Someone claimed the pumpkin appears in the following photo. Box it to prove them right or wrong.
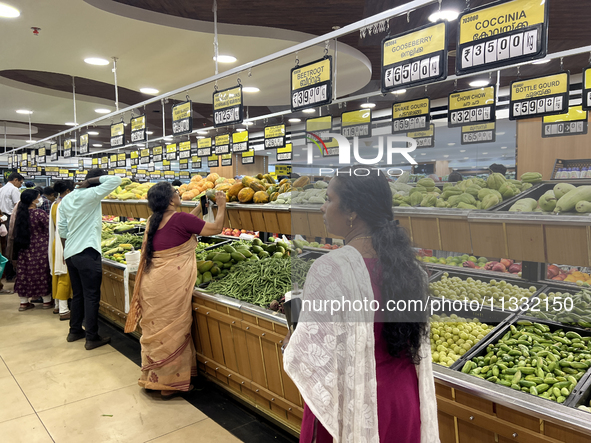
[191,175,203,183]
[226,178,235,184]
[229,195,238,202]
[242,176,256,187]
[253,191,270,204]
[256,173,264,180]
[227,182,245,197]
[179,184,188,192]
[206,173,220,183]
[279,178,289,186]
[203,181,214,190]
[270,192,279,201]
[238,187,255,203]
[292,176,310,188]
[214,183,232,192]
[278,183,292,194]
[264,174,276,184]
[215,177,226,185]
[249,181,266,192]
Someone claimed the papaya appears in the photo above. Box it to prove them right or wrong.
[256,173,264,180]
[238,187,255,203]
[227,182,245,198]
[249,181,266,192]
[214,183,231,192]
[206,173,220,183]
[263,174,276,184]
[242,176,256,187]
[292,176,310,188]
[253,191,270,203]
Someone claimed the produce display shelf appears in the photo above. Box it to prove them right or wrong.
[568,370,591,409]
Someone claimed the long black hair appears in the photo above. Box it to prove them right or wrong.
[333,167,428,364]
[144,182,175,270]
[13,189,40,259]
[53,180,75,195]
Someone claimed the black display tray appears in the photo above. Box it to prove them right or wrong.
[567,371,591,409]
[455,317,591,406]
[199,236,236,251]
[492,182,591,214]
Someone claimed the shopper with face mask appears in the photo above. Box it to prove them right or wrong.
[13,189,52,311]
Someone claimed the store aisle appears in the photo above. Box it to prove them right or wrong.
[0,284,243,443]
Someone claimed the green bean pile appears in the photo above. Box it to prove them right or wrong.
[201,257,313,307]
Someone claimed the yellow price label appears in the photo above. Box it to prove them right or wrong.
[64,140,71,150]
[393,98,430,119]
[306,116,331,132]
[383,22,446,66]
[166,144,177,153]
[114,169,126,174]
[80,134,88,145]
[198,138,212,149]
[208,154,218,161]
[110,154,117,162]
[543,106,588,123]
[459,0,546,45]
[117,153,126,161]
[242,150,254,158]
[221,154,232,160]
[233,131,248,143]
[140,148,150,157]
[173,102,191,121]
[408,124,434,138]
[511,73,568,101]
[179,141,191,151]
[342,109,371,126]
[449,86,495,111]
[265,125,285,138]
[131,115,145,131]
[462,122,496,132]
[277,143,292,154]
[130,151,139,159]
[213,86,242,111]
[291,58,331,91]
[111,123,124,137]
[215,134,230,146]
[152,146,163,155]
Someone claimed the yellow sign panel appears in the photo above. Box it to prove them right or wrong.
[221,154,232,160]
[459,0,546,45]
[408,124,434,138]
[101,156,108,164]
[152,146,163,155]
[140,148,150,157]
[180,158,189,164]
[392,98,430,119]
[111,123,124,137]
[163,160,170,166]
[46,166,59,172]
[166,144,177,153]
[233,131,248,143]
[208,154,218,161]
[117,153,126,161]
[179,141,191,151]
[543,106,588,123]
[80,134,88,145]
[38,148,46,156]
[92,158,98,165]
[173,102,191,121]
[198,138,212,149]
[150,172,161,177]
[131,115,145,131]
[342,109,371,126]
[265,125,285,138]
[383,22,446,66]
[291,58,331,91]
[449,86,495,111]
[585,67,591,89]
[215,134,230,146]
[277,143,292,154]
[511,73,568,101]
[213,86,242,111]
[130,151,139,159]
[306,116,331,132]
[114,169,126,174]
[59,169,69,175]
[110,154,117,162]
[242,150,254,158]
[51,144,57,153]
[64,140,71,150]
[462,122,496,132]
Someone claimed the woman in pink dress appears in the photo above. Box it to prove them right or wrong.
[13,189,52,311]
[284,167,440,443]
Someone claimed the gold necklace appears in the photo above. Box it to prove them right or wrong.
[346,235,372,245]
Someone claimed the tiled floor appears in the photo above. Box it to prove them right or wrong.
[0,282,298,443]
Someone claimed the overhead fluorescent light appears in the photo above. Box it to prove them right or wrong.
[88,131,99,135]
[16,110,33,114]
[460,150,466,153]
[469,80,490,87]
[428,10,459,22]
[95,108,110,114]
[288,118,301,123]
[140,87,159,94]
[302,109,315,113]
[65,122,77,126]
[391,89,407,95]
[197,130,208,135]
[26,139,35,143]
[146,131,153,135]
[447,142,455,146]
[0,3,20,17]
[243,121,254,126]
[236,128,246,132]
[501,146,508,149]
[242,87,260,93]
[84,57,109,66]
[360,102,376,108]
[197,136,205,139]
[213,55,237,63]
[92,144,102,147]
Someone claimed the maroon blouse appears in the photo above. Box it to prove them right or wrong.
[299,257,421,443]
[152,212,205,251]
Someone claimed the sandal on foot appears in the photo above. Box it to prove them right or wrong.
[161,385,194,400]
[18,303,35,311]
[42,302,54,309]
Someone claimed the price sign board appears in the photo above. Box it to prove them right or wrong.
[179,158,189,170]
[113,168,127,177]
[130,115,147,143]
[392,98,430,134]
[276,143,292,162]
[58,168,70,178]
[264,125,285,149]
[50,143,58,162]
[213,85,242,127]
[164,171,175,180]
[381,22,447,93]
[20,153,27,167]
[100,156,108,169]
[110,122,125,148]
[197,138,212,157]
[241,149,255,165]
[542,106,588,138]
[215,134,231,155]
[165,143,178,161]
[191,155,202,169]
[172,100,192,135]
[461,122,496,144]
[79,134,89,154]
[117,153,127,167]
[45,166,59,177]
[341,109,372,139]
[78,159,85,171]
[152,146,163,163]
[457,0,549,75]
[510,72,569,120]
[63,140,72,158]
[208,154,219,168]
[306,116,339,157]
[130,151,139,166]
[180,171,190,180]
[583,66,591,111]
[150,171,161,179]
[407,124,435,148]
[37,147,46,164]
[221,153,232,166]
[179,141,191,159]
[291,56,332,112]
[231,131,249,153]
[140,148,150,164]
[135,169,147,180]
[448,86,496,127]
[162,159,171,171]
[91,157,99,169]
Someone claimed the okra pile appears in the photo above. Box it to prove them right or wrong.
[462,320,591,403]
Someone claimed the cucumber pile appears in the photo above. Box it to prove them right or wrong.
[195,239,292,285]
[528,289,591,328]
[462,321,591,403]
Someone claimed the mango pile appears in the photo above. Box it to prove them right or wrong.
[463,321,591,404]
[509,183,591,213]
[392,172,541,209]
[105,178,155,200]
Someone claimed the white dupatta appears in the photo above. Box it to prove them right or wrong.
[48,200,68,275]
[283,246,440,443]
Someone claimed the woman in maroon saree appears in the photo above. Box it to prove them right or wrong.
[13,189,52,311]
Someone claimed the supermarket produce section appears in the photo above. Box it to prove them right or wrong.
[98,174,591,442]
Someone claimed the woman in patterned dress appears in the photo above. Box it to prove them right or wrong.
[13,189,52,311]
